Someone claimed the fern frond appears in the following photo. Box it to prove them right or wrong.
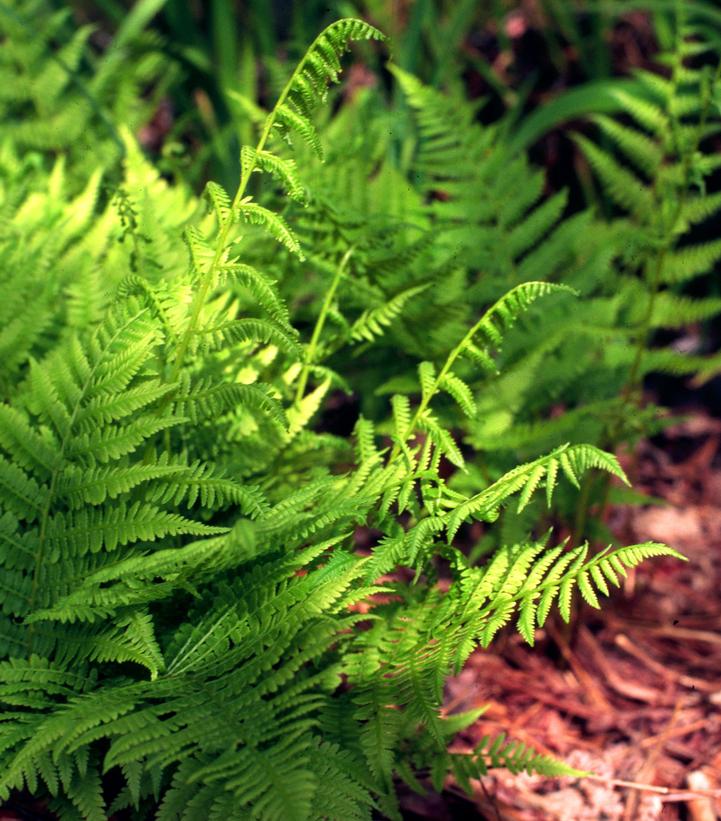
[451,540,684,648]
[189,317,302,358]
[438,373,476,418]
[271,18,385,158]
[220,262,292,327]
[236,199,303,257]
[659,238,721,284]
[462,282,575,358]
[350,284,429,343]
[461,733,587,778]
[591,115,663,177]
[445,444,627,541]
[204,181,233,227]
[574,133,653,218]
[174,377,287,428]
[241,146,307,203]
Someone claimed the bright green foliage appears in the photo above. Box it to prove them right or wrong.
[0,0,175,171]
[0,8,693,821]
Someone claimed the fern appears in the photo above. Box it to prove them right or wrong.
[573,22,721,394]
[445,538,684,648]
[0,0,175,170]
[0,11,692,821]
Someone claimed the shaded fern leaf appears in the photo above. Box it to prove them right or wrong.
[350,284,429,342]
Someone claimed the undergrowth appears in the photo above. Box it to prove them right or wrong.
[0,2,715,819]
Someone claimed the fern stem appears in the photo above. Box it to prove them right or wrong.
[294,248,353,404]
[388,307,492,464]
[571,472,594,546]
[167,22,341,385]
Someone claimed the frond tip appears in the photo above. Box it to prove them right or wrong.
[452,539,685,648]
[272,18,385,158]
[445,444,628,542]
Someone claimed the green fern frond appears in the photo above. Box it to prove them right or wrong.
[659,238,721,283]
[591,114,663,177]
[241,146,307,203]
[438,373,476,418]
[461,733,587,778]
[174,376,287,428]
[452,539,684,648]
[189,317,302,358]
[220,262,292,327]
[271,18,385,159]
[574,133,654,218]
[445,444,627,541]
[204,181,233,227]
[350,284,429,343]
[236,199,303,257]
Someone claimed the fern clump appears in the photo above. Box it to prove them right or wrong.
[0,10,688,821]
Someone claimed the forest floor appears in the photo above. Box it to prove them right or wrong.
[400,403,721,821]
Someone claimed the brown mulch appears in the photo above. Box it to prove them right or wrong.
[402,408,721,820]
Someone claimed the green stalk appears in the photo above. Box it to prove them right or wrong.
[169,24,338,385]
[388,309,490,464]
[294,248,353,404]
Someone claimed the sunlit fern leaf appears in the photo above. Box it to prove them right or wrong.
[189,317,302,358]
[445,444,626,541]
[353,416,381,466]
[219,262,292,327]
[417,411,465,470]
[287,378,331,439]
[174,377,287,428]
[466,734,587,777]
[204,181,233,227]
[459,341,497,375]
[241,146,307,203]
[275,104,324,158]
[517,541,684,639]
[438,372,476,418]
[184,226,218,281]
[464,282,576,357]
[236,199,303,257]
[144,458,269,515]
[56,463,184,508]
[271,19,385,159]
[43,503,226,559]
[417,361,436,403]
[391,394,412,443]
